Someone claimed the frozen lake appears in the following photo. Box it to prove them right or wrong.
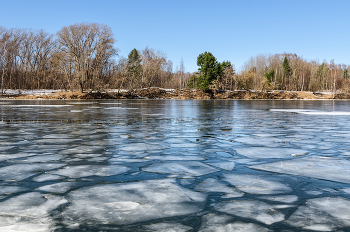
[0,99,350,231]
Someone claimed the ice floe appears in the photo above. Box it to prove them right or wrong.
[143,161,219,177]
[199,214,269,232]
[287,197,350,231]
[250,156,350,184]
[50,165,129,178]
[0,163,65,181]
[213,200,286,225]
[224,174,291,194]
[0,192,67,232]
[63,180,206,225]
[143,222,192,232]
[234,147,308,159]
[194,178,244,198]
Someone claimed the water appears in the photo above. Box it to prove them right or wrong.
[0,99,350,231]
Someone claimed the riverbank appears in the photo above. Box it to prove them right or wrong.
[1,88,349,100]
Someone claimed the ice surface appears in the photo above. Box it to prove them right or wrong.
[33,174,61,182]
[143,161,219,177]
[144,155,205,161]
[120,143,164,151]
[224,174,292,194]
[206,161,235,171]
[287,197,350,230]
[259,195,298,203]
[234,147,308,159]
[199,214,269,232]
[271,109,350,115]
[250,156,350,184]
[37,182,74,193]
[63,180,206,225]
[0,163,65,181]
[0,186,27,195]
[213,200,285,225]
[0,192,67,232]
[50,165,129,178]
[194,178,244,198]
[143,222,192,232]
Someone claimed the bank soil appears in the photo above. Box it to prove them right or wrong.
[3,88,349,100]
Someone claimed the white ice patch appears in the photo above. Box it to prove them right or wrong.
[33,174,61,182]
[143,161,219,177]
[120,143,164,152]
[0,186,27,195]
[37,182,74,193]
[50,165,129,178]
[0,192,67,232]
[199,214,269,232]
[287,197,350,230]
[270,109,350,116]
[224,174,291,194]
[206,161,235,171]
[144,222,192,232]
[194,178,244,198]
[63,179,206,225]
[0,163,65,181]
[259,195,298,203]
[234,147,308,159]
[250,156,350,184]
[144,155,205,161]
[213,200,285,225]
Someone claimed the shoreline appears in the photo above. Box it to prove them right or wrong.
[0,88,349,100]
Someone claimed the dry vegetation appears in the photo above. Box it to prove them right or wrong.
[1,23,350,98]
[5,88,348,100]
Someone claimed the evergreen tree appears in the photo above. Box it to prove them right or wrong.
[343,69,349,79]
[197,52,223,90]
[127,48,142,87]
[265,69,275,85]
[282,57,293,89]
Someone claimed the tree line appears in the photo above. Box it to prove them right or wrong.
[0,23,191,94]
[1,23,350,94]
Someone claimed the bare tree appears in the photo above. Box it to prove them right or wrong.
[57,23,117,92]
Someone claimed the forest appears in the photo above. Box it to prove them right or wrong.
[1,22,350,94]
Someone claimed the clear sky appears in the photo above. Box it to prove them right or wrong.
[0,0,349,72]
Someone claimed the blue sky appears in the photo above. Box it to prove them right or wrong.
[1,0,349,72]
